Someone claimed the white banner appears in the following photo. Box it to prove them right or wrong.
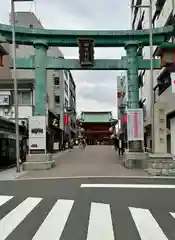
[170,72,175,93]
[29,116,46,151]
[127,109,144,141]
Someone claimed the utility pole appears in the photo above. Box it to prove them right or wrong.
[11,0,34,172]
[149,0,155,153]
[11,0,20,172]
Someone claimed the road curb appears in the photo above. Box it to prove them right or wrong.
[12,175,175,181]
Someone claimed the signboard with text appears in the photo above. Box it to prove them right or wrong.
[0,95,9,106]
[29,116,46,151]
[127,109,144,141]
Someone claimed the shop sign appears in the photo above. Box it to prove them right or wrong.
[0,95,9,106]
[29,116,46,151]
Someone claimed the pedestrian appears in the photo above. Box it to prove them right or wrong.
[114,136,119,151]
[118,135,124,156]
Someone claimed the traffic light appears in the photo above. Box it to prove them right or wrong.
[78,38,94,66]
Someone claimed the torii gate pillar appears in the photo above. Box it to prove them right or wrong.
[124,42,148,168]
[33,40,48,116]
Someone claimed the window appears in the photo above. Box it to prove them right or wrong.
[55,95,60,104]
[54,77,60,86]
[17,91,32,105]
[158,75,171,95]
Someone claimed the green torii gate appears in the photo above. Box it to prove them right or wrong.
[0,23,174,150]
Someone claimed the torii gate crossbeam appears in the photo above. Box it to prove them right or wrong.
[0,23,174,155]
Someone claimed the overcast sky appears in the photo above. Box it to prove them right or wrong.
[0,0,130,118]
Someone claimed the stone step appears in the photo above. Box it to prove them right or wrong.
[23,160,55,171]
[167,169,175,176]
[27,154,52,162]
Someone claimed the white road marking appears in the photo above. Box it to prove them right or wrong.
[0,197,42,240]
[169,211,175,219]
[0,195,13,207]
[87,202,114,240]
[129,207,168,240]
[81,184,175,188]
[32,199,74,240]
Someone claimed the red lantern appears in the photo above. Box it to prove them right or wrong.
[117,92,121,98]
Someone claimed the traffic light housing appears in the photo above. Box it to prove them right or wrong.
[78,38,94,66]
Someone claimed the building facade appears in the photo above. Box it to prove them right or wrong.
[131,0,175,154]
[0,12,76,150]
[117,75,128,139]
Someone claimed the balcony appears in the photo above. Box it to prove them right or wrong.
[155,0,166,13]
[156,0,173,28]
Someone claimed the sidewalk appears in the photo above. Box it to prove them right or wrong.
[19,146,148,179]
[0,166,27,181]
[0,149,72,181]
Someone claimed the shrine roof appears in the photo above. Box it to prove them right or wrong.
[79,111,118,123]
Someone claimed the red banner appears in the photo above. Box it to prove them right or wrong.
[133,112,139,137]
[121,113,127,125]
[64,114,69,126]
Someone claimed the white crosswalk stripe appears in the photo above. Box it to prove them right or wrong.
[129,207,168,240]
[0,195,14,207]
[87,202,114,240]
[32,199,74,240]
[0,197,42,240]
[0,195,174,239]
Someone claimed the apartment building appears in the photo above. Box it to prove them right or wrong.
[131,0,175,154]
[0,12,76,149]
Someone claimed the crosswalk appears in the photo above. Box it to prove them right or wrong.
[0,194,173,239]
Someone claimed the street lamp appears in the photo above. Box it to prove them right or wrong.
[11,0,34,172]
[131,1,154,153]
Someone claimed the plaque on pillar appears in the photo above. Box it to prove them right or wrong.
[29,116,46,154]
[154,102,167,153]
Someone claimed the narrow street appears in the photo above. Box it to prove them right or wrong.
[0,177,175,239]
[20,145,147,179]
[0,147,171,239]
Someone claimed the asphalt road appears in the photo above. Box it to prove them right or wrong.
[0,177,175,239]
